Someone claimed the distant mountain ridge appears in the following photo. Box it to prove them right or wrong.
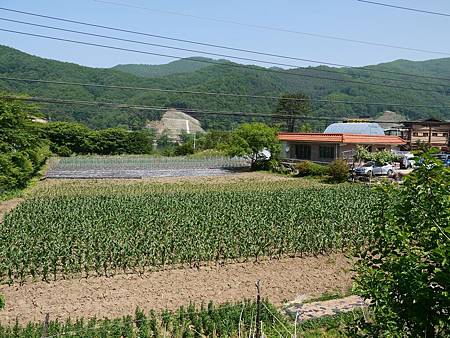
[0,44,449,130]
[112,57,227,78]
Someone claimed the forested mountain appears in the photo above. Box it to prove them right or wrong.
[112,57,224,78]
[0,44,449,130]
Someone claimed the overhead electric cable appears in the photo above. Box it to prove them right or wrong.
[0,95,343,121]
[0,16,447,88]
[88,0,450,56]
[356,0,450,17]
[2,95,449,118]
[0,28,446,94]
[1,7,449,82]
[2,76,450,109]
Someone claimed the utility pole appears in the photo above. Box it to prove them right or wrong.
[255,281,261,338]
[41,313,49,338]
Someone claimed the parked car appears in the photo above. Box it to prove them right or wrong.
[354,161,396,176]
[436,153,450,167]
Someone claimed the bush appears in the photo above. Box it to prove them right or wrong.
[295,161,328,177]
[54,145,73,157]
[251,159,273,171]
[0,293,4,310]
[328,159,349,182]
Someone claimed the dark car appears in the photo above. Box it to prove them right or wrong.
[436,153,450,167]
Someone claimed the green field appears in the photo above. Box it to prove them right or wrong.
[0,179,374,284]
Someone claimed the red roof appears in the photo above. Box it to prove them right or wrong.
[278,132,406,145]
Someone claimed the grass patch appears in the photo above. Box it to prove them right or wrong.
[304,289,354,304]
[297,309,364,337]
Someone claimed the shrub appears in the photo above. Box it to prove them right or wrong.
[328,159,349,182]
[251,159,273,171]
[0,293,4,310]
[54,145,73,157]
[295,161,328,177]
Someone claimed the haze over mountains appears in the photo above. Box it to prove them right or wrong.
[0,45,449,130]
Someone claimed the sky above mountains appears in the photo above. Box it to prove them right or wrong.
[0,0,449,68]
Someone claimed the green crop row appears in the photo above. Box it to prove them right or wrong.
[0,300,291,338]
[0,181,374,283]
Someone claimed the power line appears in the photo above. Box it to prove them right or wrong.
[1,17,447,89]
[356,0,450,17]
[0,28,447,95]
[90,0,450,57]
[0,94,425,123]
[2,76,450,109]
[0,94,342,121]
[1,7,449,83]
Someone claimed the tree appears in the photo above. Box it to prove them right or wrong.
[353,145,400,166]
[44,122,93,155]
[273,93,312,132]
[224,123,280,168]
[0,98,50,192]
[353,149,450,337]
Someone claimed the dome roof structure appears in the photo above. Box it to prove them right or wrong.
[324,122,385,135]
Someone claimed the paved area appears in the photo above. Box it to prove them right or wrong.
[284,295,368,321]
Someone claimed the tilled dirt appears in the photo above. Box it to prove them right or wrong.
[0,198,23,223]
[0,254,352,325]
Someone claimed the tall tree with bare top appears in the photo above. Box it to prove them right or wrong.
[273,92,311,132]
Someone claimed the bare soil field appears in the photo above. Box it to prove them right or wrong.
[0,254,352,325]
[0,198,23,223]
[43,171,296,186]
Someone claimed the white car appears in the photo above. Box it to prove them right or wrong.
[354,161,395,176]
[400,153,416,169]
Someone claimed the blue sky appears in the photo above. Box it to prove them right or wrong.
[0,0,449,68]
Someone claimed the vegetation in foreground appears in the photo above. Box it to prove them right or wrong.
[0,98,50,195]
[353,150,450,337]
[1,180,373,284]
[0,299,358,338]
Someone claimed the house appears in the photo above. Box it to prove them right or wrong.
[401,118,450,151]
[278,122,406,164]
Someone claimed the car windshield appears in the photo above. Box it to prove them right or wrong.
[363,162,374,167]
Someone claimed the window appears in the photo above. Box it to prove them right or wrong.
[413,132,419,137]
[319,145,335,159]
[423,133,429,137]
[443,133,449,138]
[432,133,438,137]
[295,144,311,160]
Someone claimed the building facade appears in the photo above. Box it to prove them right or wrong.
[278,132,406,164]
[401,118,450,151]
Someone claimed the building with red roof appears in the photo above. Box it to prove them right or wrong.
[278,125,406,164]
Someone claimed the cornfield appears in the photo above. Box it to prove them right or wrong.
[0,180,374,284]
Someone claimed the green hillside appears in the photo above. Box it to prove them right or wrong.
[112,57,224,78]
[0,45,449,130]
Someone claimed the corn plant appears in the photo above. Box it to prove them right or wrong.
[0,180,374,283]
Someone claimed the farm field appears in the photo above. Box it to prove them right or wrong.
[0,298,358,338]
[46,155,250,179]
[0,253,352,325]
[0,175,373,284]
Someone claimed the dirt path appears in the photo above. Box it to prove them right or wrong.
[284,295,367,321]
[0,198,23,223]
[0,254,352,325]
